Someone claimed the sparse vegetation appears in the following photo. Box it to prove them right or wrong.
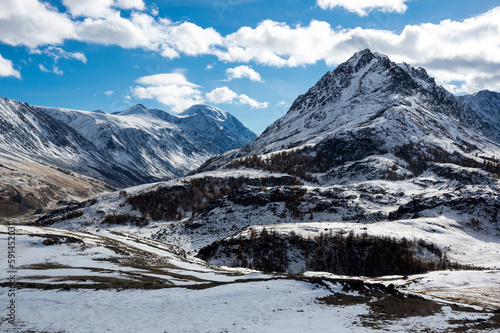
[395,143,500,178]
[36,210,85,226]
[41,234,84,246]
[224,151,320,183]
[198,229,483,277]
[126,176,303,221]
[103,213,149,227]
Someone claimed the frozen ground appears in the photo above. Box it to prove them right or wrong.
[1,225,499,332]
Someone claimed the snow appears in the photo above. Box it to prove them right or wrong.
[1,225,498,333]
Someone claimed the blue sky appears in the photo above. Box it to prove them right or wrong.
[1,0,499,134]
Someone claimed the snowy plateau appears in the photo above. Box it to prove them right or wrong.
[2,49,500,332]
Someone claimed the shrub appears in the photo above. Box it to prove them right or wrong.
[103,213,149,227]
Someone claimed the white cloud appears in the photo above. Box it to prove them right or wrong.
[75,12,151,49]
[0,0,222,60]
[74,13,223,59]
[216,20,340,67]
[134,73,200,87]
[215,7,500,93]
[317,0,408,16]
[0,0,76,48]
[39,64,63,75]
[105,90,115,96]
[63,0,114,18]
[63,0,145,18]
[206,87,269,109]
[38,64,49,72]
[165,22,223,57]
[131,73,203,112]
[31,46,87,63]
[206,87,238,104]
[0,54,21,79]
[114,0,145,11]
[149,3,159,16]
[226,65,262,82]
[237,94,269,108]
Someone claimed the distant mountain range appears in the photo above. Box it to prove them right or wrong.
[0,99,255,217]
[0,99,256,187]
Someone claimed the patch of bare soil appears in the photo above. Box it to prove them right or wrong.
[317,279,500,332]
[422,286,500,311]
[0,155,110,221]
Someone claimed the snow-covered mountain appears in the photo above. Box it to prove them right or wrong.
[0,98,255,188]
[459,90,500,143]
[150,104,257,155]
[40,50,500,268]
[199,49,500,174]
[0,98,255,217]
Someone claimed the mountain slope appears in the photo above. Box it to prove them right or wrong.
[459,90,500,143]
[0,98,255,188]
[39,104,207,184]
[41,103,256,182]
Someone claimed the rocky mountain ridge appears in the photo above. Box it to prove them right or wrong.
[197,49,500,175]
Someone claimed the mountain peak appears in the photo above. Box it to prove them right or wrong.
[119,104,150,116]
[179,104,228,121]
[345,49,389,72]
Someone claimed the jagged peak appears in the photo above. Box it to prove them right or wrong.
[470,89,499,98]
[118,104,150,116]
[179,104,228,120]
[343,49,390,71]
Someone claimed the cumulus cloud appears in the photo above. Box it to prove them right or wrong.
[114,0,145,11]
[74,12,223,59]
[0,0,222,59]
[206,87,269,109]
[0,54,21,79]
[134,73,200,87]
[216,20,342,67]
[226,65,262,82]
[105,90,115,96]
[63,0,145,18]
[131,73,204,112]
[316,0,409,16]
[206,87,238,104]
[63,0,114,18]
[215,7,500,93]
[0,0,76,48]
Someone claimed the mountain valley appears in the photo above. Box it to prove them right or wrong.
[2,49,500,332]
